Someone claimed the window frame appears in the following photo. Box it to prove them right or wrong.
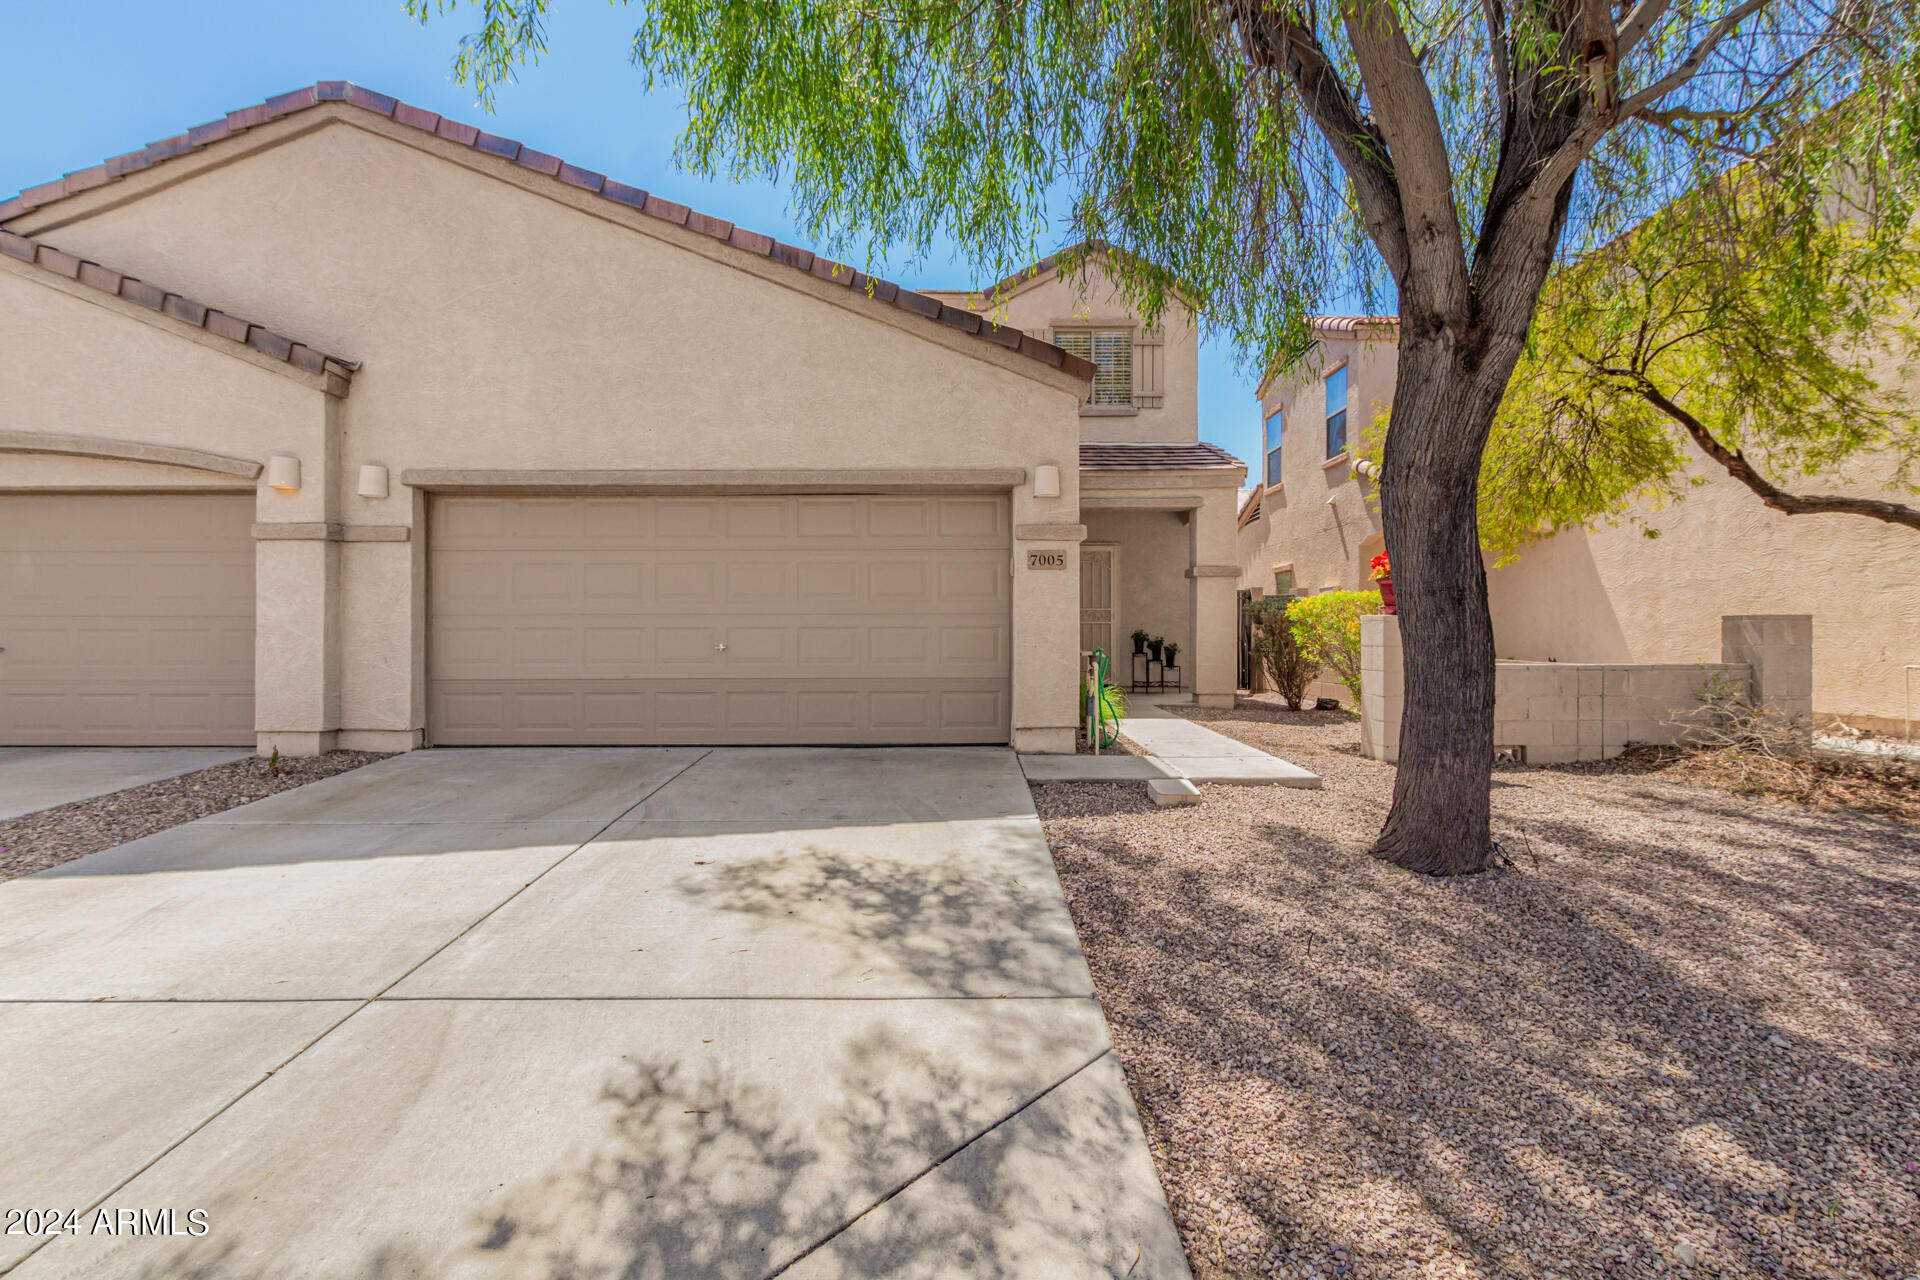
[1324,363,1349,459]
[1264,407,1284,488]
[1053,326,1137,414]
[1052,322,1136,412]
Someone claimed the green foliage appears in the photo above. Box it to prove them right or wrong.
[1249,598,1312,710]
[1479,117,1920,559]
[405,0,1918,381]
[1287,591,1381,713]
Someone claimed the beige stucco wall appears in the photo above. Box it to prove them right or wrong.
[8,109,1089,751]
[1241,332,1392,594]
[1487,453,1919,730]
[926,260,1200,445]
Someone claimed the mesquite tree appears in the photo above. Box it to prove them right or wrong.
[412,0,1916,874]
[1479,134,1920,555]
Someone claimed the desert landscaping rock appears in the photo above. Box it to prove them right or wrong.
[1036,699,1920,1279]
[0,752,392,882]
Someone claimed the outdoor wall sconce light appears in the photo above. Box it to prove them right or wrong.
[1033,464,1062,499]
[266,455,301,493]
[357,464,390,499]
[1353,458,1381,481]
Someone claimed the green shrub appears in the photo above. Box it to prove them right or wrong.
[1249,598,1312,710]
[1286,590,1383,712]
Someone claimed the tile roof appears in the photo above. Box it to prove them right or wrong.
[0,229,356,383]
[0,82,1095,388]
[1080,441,1245,471]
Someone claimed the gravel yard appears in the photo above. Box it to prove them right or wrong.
[1038,701,1919,1280]
[0,751,390,882]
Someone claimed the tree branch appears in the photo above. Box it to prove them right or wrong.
[1482,0,1512,126]
[1638,381,1920,530]
[1338,0,1473,316]
[1617,0,1779,118]
[1239,0,1414,282]
[1614,0,1672,58]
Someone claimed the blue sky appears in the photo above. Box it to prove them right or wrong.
[1,0,1267,467]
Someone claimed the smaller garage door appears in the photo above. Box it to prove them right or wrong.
[429,493,1012,745]
[0,492,255,746]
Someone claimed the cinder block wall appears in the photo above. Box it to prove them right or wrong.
[1360,613,1812,765]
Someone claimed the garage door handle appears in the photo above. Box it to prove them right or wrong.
[713,643,727,652]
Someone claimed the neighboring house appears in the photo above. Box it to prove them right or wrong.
[0,82,1220,755]
[925,249,1246,705]
[1237,317,1398,603]
[1238,316,1919,733]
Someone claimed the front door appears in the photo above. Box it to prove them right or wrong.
[1080,545,1118,679]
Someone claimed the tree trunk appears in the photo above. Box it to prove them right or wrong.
[1368,327,1525,875]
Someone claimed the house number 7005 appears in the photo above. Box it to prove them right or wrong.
[1026,550,1068,570]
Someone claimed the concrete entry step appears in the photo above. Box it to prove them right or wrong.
[1147,778,1202,806]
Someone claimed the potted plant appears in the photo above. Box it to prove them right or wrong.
[1131,628,1150,655]
[1163,641,1180,667]
[1369,551,1395,614]
[1147,635,1165,661]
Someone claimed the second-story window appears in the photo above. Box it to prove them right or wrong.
[1325,365,1349,457]
[1054,328,1133,407]
[1265,408,1283,486]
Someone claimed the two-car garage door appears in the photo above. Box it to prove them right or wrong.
[428,493,1012,745]
[0,493,255,746]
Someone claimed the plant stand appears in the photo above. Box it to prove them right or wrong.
[1161,664,1182,692]
[1130,652,1151,693]
[1145,658,1164,692]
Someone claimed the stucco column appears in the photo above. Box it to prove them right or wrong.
[252,399,342,756]
[1187,486,1241,709]
[1011,462,1084,753]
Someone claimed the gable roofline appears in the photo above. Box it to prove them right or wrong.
[1237,484,1264,531]
[0,228,356,392]
[0,82,1096,388]
[934,239,1195,315]
[1255,315,1399,399]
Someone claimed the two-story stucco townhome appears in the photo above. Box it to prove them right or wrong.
[0,83,1245,755]
[1238,316,1919,733]
[924,251,1248,706]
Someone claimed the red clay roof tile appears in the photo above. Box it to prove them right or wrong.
[0,82,1092,388]
[515,146,563,177]
[0,231,354,384]
[556,162,605,193]
[394,103,441,133]
[119,277,166,310]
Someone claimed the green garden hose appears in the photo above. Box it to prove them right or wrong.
[1089,647,1122,749]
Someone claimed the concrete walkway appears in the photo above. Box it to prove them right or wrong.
[1115,703,1321,785]
[0,747,251,821]
[1020,703,1321,787]
[0,747,1189,1280]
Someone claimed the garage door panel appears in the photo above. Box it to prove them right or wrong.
[429,494,1010,745]
[429,678,1010,745]
[1,493,255,746]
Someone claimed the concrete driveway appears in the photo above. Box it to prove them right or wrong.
[0,747,251,821]
[0,747,1188,1280]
